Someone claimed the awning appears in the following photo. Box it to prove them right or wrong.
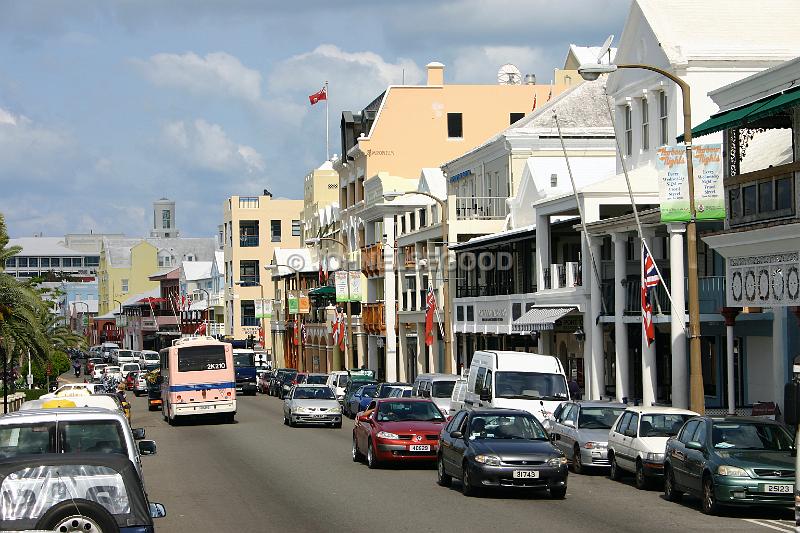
[686,86,800,139]
[309,286,336,296]
[511,306,576,333]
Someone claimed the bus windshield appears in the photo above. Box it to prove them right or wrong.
[233,353,255,367]
[178,345,227,372]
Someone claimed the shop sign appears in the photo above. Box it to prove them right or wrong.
[288,291,299,314]
[478,307,507,323]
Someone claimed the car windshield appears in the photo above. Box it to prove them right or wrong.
[281,372,297,383]
[117,350,132,357]
[233,353,255,367]
[639,414,693,437]
[431,381,456,398]
[469,414,548,440]
[578,407,626,429]
[0,423,56,458]
[121,365,138,372]
[306,375,328,384]
[178,345,227,372]
[494,372,568,400]
[105,367,120,373]
[712,422,795,451]
[376,401,444,422]
[294,387,336,400]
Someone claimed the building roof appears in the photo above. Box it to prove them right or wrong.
[214,251,224,274]
[121,288,161,307]
[103,237,217,268]
[270,248,317,277]
[566,44,617,67]
[69,300,99,314]
[9,237,83,257]
[182,260,213,281]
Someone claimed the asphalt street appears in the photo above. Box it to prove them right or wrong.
[113,389,797,533]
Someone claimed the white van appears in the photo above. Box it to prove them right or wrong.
[114,349,137,366]
[411,373,458,415]
[100,342,119,362]
[138,350,160,369]
[326,371,350,402]
[465,351,569,422]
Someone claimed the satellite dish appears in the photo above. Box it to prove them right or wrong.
[497,64,522,85]
[597,34,615,63]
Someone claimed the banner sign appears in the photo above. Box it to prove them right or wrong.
[298,291,310,314]
[288,291,299,314]
[657,144,725,222]
[348,272,362,303]
[335,271,362,302]
[255,299,272,319]
[335,272,348,303]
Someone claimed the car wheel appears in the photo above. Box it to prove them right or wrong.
[333,421,342,429]
[288,416,296,428]
[437,454,452,487]
[634,459,649,490]
[702,475,719,515]
[609,452,622,481]
[572,445,584,474]
[352,436,363,462]
[664,464,683,502]
[550,486,567,499]
[461,461,476,496]
[35,499,119,533]
[367,440,379,469]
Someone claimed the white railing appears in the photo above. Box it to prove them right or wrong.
[455,197,509,220]
[549,262,582,289]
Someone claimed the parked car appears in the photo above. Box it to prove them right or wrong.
[664,416,795,514]
[279,370,299,399]
[269,369,295,397]
[85,357,102,376]
[346,384,379,418]
[352,398,447,468]
[376,382,410,399]
[412,373,458,415]
[548,401,626,473]
[0,454,165,532]
[342,379,377,417]
[388,386,413,398]
[300,373,330,385]
[437,408,568,497]
[326,370,351,402]
[282,384,342,428]
[607,406,697,489]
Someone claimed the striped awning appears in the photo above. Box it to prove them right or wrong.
[512,306,576,333]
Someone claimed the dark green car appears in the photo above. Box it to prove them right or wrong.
[664,416,795,514]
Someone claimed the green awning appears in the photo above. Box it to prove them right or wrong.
[685,86,800,140]
[309,285,335,296]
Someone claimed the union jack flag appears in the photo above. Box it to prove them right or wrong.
[641,242,660,346]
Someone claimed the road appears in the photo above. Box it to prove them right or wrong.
[118,389,795,533]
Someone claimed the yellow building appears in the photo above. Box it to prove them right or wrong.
[302,159,340,242]
[222,193,303,347]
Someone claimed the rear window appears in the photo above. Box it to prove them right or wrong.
[306,375,328,384]
[178,345,227,372]
[432,381,456,398]
[60,421,127,455]
[0,423,55,458]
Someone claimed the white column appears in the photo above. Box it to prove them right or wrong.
[612,232,629,402]
[535,214,550,290]
[384,215,398,381]
[537,332,545,354]
[589,241,604,400]
[667,223,688,408]
[726,323,735,415]
[580,232,595,399]
[641,230,657,406]
[772,307,787,412]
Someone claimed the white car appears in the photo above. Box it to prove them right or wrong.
[139,350,160,369]
[40,383,104,400]
[326,371,350,402]
[103,365,123,382]
[283,384,342,428]
[121,362,141,378]
[607,406,698,489]
[91,363,108,381]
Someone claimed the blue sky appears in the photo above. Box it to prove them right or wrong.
[0,0,627,238]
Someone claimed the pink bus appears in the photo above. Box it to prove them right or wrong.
[160,336,236,424]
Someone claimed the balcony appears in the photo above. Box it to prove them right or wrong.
[362,302,386,333]
[403,246,416,268]
[620,276,725,315]
[547,262,581,290]
[361,243,385,277]
[207,322,225,336]
[455,197,509,220]
[727,161,798,227]
[239,235,259,247]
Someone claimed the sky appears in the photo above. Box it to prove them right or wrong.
[0,0,628,238]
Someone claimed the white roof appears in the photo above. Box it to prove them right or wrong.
[103,237,217,268]
[271,248,317,277]
[567,44,616,66]
[182,260,213,281]
[453,224,535,249]
[214,251,224,273]
[418,168,446,200]
[69,300,99,314]
[9,237,82,257]
[739,129,794,173]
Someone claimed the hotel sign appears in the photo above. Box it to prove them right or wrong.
[728,252,800,307]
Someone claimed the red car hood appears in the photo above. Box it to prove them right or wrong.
[376,420,445,434]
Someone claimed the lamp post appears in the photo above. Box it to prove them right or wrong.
[113,299,123,346]
[382,190,453,374]
[194,288,211,336]
[264,264,304,371]
[578,60,704,413]
[306,236,354,370]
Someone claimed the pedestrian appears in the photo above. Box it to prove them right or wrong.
[568,377,581,400]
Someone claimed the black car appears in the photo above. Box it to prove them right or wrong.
[437,409,568,498]
[269,369,295,397]
[278,370,299,399]
[0,453,166,532]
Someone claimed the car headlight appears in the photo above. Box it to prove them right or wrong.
[329,406,341,414]
[717,465,749,477]
[294,407,308,414]
[644,453,665,463]
[376,431,399,440]
[474,454,501,466]
[548,456,568,467]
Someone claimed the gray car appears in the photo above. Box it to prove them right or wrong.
[283,384,343,428]
[548,400,626,474]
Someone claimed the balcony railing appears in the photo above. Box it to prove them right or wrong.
[362,302,385,333]
[455,197,509,220]
[238,275,260,286]
[622,276,725,315]
[239,235,259,247]
[361,243,385,277]
[241,316,260,327]
[207,322,225,336]
[546,262,581,290]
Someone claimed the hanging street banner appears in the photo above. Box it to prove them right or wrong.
[255,299,272,319]
[288,291,299,314]
[657,144,725,222]
[298,290,310,314]
[335,271,363,303]
[335,272,349,303]
[348,271,362,302]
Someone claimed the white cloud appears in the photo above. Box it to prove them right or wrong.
[0,106,78,179]
[133,51,263,103]
[161,118,265,175]
[449,45,550,84]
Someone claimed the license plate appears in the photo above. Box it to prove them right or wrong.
[513,470,540,479]
[313,414,325,418]
[763,484,793,493]
[409,445,430,452]
[196,405,211,410]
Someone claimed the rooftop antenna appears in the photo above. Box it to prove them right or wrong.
[597,34,614,64]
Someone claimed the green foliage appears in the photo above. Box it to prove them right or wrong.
[24,389,48,401]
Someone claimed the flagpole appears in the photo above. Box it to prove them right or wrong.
[325,80,329,161]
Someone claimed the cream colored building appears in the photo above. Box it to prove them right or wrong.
[302,158,340,242]
[222,193,303,347]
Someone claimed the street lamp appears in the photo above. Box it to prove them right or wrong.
[382,190,454,374]
[194,288,211,336]
[577,59,704,413]
[264,264,304,371]
[305,236,355,370]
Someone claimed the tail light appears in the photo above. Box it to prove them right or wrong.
[226,391,232,397]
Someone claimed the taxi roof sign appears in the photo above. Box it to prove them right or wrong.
[42,399,77,409]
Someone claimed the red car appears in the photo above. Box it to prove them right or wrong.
[352,398,447,468]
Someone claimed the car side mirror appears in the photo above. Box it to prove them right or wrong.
[479,388,491,401]
[357,414,370,422]
[149,502,167,518]
[686,441,704,451]
[549,433,557,442]
[449,430,463,439]
[563,419,575,428]
[138,440,157,455]
[132,427,146,440]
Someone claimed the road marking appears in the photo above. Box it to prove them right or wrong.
[743,518,795,532]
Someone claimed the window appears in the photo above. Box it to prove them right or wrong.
[466,305,474,321]
[270,220,281,242]
[239,260,259,285]
[473,367,487,394]
[292,220,301,237]
[659,91,668,146]
[742,185,757,216]
[238,197,259,209]
[162,209,171,229]
[240,300,257,326]
[776,177,793,210]
[550,173,557,187]
[28,257,38,268]
[447,112,463,138]
[17,257,28,268]
[679,420,699,444]
[40,257,50,268]
[693,421,707,445]
[641,98,649,151]
[121,279,129,292]
[615,412,632,434]
[456,306,464,321]
[51,257,60,267]
[510,112,525,125]
[623,105,632,156]
[418,208,427,227]
[86,256,100,266]
[4,258,15,268]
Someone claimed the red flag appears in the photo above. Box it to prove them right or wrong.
[194,322,206,335]
[424,286,436,346]
[641,243,659,346]
[332,311,340,346]
[318,260,324,284]
[309,86,327,105]
[531,93,537,111]
[338,312,346,351]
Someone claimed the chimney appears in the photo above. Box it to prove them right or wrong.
[426,62,445,86]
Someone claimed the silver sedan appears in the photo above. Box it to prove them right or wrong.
[283,385,343,428]
[548,401,626,474]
